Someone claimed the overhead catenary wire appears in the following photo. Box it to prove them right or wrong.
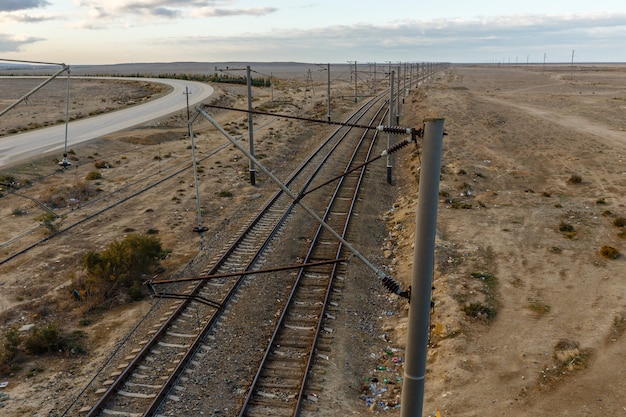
[196,105,410,299]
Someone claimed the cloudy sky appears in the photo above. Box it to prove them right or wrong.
[1,0,625,65]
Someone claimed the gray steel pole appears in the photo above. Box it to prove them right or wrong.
[189,114,204,231]
[59,68,71,168]
[416,63,419,88]
[374,62,377,94]
[387,70,395,185]
[327,63,331,122]
[354,60,358,102]
[396,65,401,125]
[400,118,444,417]
[246,65,256,186]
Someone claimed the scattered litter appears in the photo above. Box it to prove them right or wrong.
[0,381,8,388]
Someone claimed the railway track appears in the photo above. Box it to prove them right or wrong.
[238,99,387,417]
[34,65,445,416]
[63,91,391,416]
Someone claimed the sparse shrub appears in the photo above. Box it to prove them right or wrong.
[12,207,26,216]
[94,160,111,169]
[463,302,497,320]
[2,328,22,363]
[613,217,626,228]
[21,324,85,356]
[85,171,102,181]
[596,198,607,205]
[35,212,58,234]
[528,301,551,315]
[567,173,582,184]
[67,181,99,203]
[600,245,620,259]
[26,367,44,378]
[146,228,159,235]
[80,234,168,301]
[218,190,233,198]
[559,221,574,232]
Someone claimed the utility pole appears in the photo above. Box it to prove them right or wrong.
[387,70,395,185]
[416,63,419,88]
[305,68,315,96]
[373,62,377,94]
[403,62,407,102]
[184,86,192,136]
[396,65,401,125]
[246,65,256,186]
[354,60,358,102]
[400,118,445,417]
[59,67,72,168]
[327,63,331,122]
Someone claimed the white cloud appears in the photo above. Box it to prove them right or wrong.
[0,33,44,52]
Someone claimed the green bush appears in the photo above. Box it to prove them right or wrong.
[82,234,168,300]
[2,328,22,363]
[22,324,86,356]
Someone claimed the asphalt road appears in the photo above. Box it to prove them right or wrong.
[0,78,214,168]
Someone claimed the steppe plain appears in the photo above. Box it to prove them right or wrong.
[0,63,625,416]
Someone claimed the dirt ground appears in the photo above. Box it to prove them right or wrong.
[1,64,625,416]
[386,64,626,417]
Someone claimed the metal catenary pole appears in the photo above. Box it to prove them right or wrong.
[400,118,445,417]
[354,60,358,102]
[59,67,72,168]
[246,65,256,186]
[396,65,401,124]
[327,63,331,122]
[387,70,395,185]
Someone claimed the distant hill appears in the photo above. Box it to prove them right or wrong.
[0,61,354,79]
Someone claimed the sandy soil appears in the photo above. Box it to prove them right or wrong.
[1,64,625,417]
[384,65,626,417]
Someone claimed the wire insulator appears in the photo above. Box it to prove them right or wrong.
[376,125,413,135]
[381,138,412,156]
[382,275,409,301]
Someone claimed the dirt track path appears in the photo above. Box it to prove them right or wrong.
[480,95,626,148]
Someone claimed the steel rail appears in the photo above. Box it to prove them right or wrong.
[145,91,387,417]
[238,96,388,417]
[81,89,385,417]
